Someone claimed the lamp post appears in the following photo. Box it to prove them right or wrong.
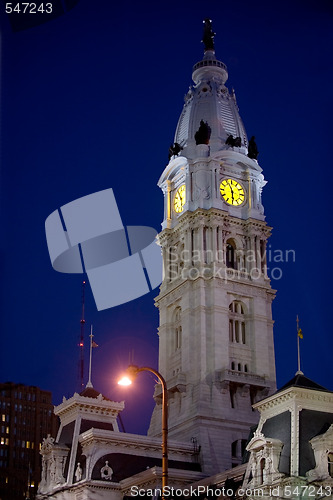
[118,365,168,494]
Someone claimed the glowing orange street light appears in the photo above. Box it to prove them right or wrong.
[118,365,168,496]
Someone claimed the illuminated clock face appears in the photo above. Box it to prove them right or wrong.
[174,185,186,213]
[220,179,245,206]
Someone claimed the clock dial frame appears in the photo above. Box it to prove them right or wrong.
[220,179,245,206]
[174,184,186,213]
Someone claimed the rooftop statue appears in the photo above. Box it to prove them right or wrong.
[168,142,183,160]
[195,120,211,145]
[248,136,259,159]
[202,18,215,51]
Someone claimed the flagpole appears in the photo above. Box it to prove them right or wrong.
[86,325,94,388]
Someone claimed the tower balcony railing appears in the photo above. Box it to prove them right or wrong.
[217,369,267,388]
[192,59,227,72]
[225,268,249,280]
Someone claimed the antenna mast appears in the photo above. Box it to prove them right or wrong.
[78,281,86,390]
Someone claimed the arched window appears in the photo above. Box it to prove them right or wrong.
[173,307,182,351]
[175,326,182,350]
[226,239,237,269]
[229,301,246,344]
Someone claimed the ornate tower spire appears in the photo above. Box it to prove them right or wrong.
[149,21,276,476]
[172,20,248,165]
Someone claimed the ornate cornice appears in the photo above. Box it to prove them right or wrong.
[79,428,195,460]
[54,393,125,424]
[160,208,271,235]
[254,386,333,419]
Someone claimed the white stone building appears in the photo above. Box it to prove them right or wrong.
[37,20,333,500]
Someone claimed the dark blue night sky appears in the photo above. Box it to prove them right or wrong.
[0,0,332,434]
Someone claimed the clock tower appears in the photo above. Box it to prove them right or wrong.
[148,20,276,476]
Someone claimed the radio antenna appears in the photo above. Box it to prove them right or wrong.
[78,281,86,390]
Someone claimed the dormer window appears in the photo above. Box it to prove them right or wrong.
[242,432,284,488]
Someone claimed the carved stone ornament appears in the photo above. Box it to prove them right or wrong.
[40,434,55,453]
[194,170,211,201]
[100,460,113,481]
[38,437,69,495]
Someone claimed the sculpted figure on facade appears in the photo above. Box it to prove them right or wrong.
[75,462,83,482]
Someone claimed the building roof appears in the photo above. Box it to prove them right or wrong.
[276,372,332,394]
[79,386,110,400]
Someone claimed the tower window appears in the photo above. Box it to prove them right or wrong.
[226,240,237,269]
[229,301,246,344]
[175,326,182,350]
[241,322,246,343]
[235,321,239,342]
[173,307,182,351]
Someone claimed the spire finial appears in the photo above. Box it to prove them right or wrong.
[202,19,215,52]
[296,315,304,375]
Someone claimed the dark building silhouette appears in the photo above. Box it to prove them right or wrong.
[0,382,59,500]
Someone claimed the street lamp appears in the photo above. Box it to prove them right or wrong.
[118,365,168,494]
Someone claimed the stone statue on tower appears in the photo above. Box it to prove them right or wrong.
[202,18,215,51]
